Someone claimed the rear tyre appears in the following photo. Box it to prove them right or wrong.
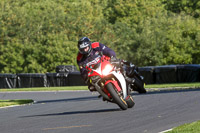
[125,95,135,108]
[132,76,146,94]
[106,83,128,110]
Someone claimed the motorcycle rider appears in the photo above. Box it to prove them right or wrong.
[77,37,135,92]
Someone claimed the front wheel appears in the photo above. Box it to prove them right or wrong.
[106,83,128,110]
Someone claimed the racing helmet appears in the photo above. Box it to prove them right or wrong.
[78,37,92,55]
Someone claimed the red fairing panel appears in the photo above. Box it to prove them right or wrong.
[105,80,122,92]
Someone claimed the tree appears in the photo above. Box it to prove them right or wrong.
[0,0,199,73]
[162,0,200,18]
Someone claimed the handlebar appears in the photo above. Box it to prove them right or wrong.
[80,54,124,69]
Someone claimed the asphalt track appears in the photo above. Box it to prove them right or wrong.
[0,88,200,133]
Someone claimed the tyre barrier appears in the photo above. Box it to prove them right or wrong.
[46,72,85,87]
[138,64,200,84]
[17,73,47,88]
[154,65,177,84]
[0,74,17,89]
[0,64,200,88]
[138,66,155,84]
[46,73,69,87]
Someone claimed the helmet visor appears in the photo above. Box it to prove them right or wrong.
[79,41,89,48]
[79,42,90,54]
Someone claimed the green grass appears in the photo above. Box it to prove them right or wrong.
[145,82,200,89]
[0,86,88,92]
[0,83,200,92]
[167,120,200,133]
[0,99,34,107]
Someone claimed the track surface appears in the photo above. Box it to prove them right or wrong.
[0,89,200,133]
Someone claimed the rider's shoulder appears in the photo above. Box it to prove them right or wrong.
[77,52,83,61]
[91,42,100,48]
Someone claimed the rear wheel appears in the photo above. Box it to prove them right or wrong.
[106,83,128,110]
[132,76,146,94]
[125,95,135,108]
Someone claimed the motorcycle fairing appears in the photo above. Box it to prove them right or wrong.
[87,55,128,99]
[105,80,121,92]
[108,71,127,99]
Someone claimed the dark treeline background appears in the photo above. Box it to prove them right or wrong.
[0,0,200,73]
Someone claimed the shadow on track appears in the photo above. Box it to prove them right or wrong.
[35,96,99,104]
[21,108,121,118]
[35,89,200,104]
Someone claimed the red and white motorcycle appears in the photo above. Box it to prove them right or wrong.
[84,54,135,110]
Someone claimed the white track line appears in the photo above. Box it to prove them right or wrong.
[159,128,173,133]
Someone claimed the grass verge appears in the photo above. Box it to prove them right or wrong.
[0,82,200,92]
[0,99,34,107]
[145,82,200,89]
[166,120,200,133]
[0,86,88,92]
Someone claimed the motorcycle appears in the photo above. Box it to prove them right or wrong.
[83,54,135,110]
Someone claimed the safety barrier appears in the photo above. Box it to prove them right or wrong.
[139,64,200,84]
[0,74,17,88]
[0,64,200,88]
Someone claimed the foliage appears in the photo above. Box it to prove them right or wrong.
[0,0,199,73]
[162,0,200,18]
[0,99,34,107]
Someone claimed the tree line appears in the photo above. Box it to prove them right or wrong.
[0,0,199,73]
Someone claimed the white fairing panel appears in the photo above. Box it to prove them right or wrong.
[110,71,127,99]
[90,64,127,99]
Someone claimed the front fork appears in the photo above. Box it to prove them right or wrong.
[91,79,112,102]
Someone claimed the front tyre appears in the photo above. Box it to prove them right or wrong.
[106,83,128,110]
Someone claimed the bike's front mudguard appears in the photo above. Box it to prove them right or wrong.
[106,71,127,99]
